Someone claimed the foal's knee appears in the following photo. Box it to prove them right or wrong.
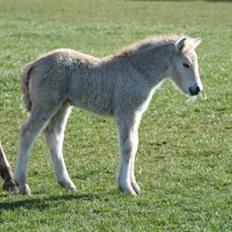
[120,138,137,161]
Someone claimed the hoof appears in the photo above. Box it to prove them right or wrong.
[118,182,137,196]
[18,184,31,195]
[2,179,18,192]
[58,181,77,191]
[131,181,141,194]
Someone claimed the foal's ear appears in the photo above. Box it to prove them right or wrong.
[175,37,187,53]
[191,37,202,49]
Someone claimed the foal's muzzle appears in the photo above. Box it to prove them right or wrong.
[189,85,200,96]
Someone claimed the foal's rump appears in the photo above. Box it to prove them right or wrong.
[21,49,75,112]
[21,49,116,116]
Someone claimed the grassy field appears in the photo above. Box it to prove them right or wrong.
[0,0,232,231]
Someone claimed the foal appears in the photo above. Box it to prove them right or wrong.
[15,35,202,195]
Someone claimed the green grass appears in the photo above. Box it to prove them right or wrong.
[0,0,232,231]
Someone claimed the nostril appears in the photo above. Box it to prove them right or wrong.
[189,86,200,96]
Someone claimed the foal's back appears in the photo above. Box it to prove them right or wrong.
[27,49,121,116]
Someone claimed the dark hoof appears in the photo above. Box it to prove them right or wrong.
[2,179,18,192]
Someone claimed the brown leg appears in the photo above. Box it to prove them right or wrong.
[0,143,18,192]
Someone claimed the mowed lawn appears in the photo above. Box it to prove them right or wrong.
[0,0,232,231]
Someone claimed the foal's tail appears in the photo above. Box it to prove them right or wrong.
[21,62,34,112]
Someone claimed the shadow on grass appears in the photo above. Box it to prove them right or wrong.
[205,0,232,1]
[0,191,116,211]
[129,0,232,2]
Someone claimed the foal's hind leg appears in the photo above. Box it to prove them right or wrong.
[15,105,60,194]
[44,102,76,191]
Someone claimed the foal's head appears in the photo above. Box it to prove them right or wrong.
[169,37,202,96]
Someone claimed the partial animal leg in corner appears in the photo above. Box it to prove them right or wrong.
[0,143,18,191]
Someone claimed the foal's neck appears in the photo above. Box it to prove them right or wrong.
[127,47,171,88]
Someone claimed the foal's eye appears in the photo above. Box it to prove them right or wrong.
[182,63,190,68]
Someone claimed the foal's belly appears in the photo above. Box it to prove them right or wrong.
[71,97,114,117]
[68,71,116,116]
[68,85,115,117]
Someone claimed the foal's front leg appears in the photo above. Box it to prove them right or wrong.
[130,153,141,194]
[117,115,140,196]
